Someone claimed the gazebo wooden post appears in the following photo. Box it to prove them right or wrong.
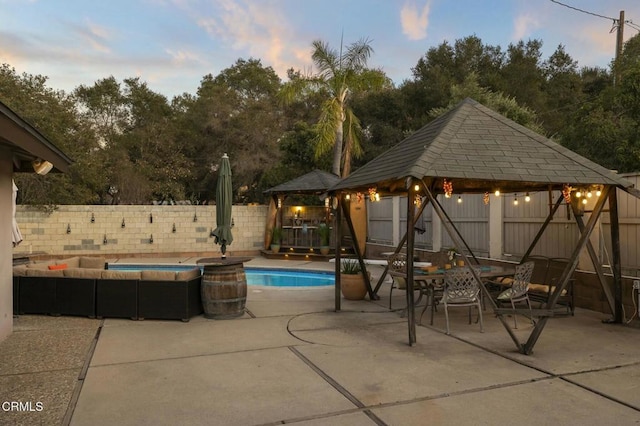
[335,195,342,312]
[425,186,524,351]
[570,205,615,315]
[608,188,623,323]
[406,179,417,345]
[340,198,375,299]
[521,195,564,260]
[523,186,611,354]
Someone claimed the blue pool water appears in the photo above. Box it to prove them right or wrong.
[107,264,334,287]
[245,268,334,287]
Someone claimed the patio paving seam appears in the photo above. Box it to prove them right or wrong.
[288,346,388,426]
[418,322,640,413]
[61,320,104,426]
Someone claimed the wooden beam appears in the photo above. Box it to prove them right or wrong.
[571,204,615,315]
[335,196,342,312]
[406,179,417,345]
[425,185,524,351]
[522,194,564,261]
[609,189,623,323]
[523,186,611,354]
[340,198,375,300]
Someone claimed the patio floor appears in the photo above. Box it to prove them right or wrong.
[2,257,640,425]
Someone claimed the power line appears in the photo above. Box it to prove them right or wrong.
[550,0,616,21]
[549,0,639,32]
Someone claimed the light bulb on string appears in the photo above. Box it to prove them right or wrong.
[582,198,588,205]
[494,190,500,197]
[575,190,582,198]
[457,196,462,204]
[513,195,519,206]
[596,189,602,197]
[587,191,592,198]
[525,193,530,202]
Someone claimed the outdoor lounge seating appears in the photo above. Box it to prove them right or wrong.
[12,257,203,321]
[489,256,575,316]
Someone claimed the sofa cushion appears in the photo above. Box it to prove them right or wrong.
[80,257,106,269]
[141,270,176,281]
[48,263,68,271]
[25,268,65,277]
[59,256,80,268]
[176,268,201,281]
[13,265,29,277]
[64,268,103,279]
[27,262,54,270]
[101,270,141,280]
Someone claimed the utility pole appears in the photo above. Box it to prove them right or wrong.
[614,10,624,86]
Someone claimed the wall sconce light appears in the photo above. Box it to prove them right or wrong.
[149,234,154,244]
[149,213,153,223]
[172,223,176,233]
[32,159,53,175]
[66,224,71,234]
[121,218,126,228]
[103,234,108,244]
[324,197,330,208]
[91,213,95,223]
[277,197,282,208]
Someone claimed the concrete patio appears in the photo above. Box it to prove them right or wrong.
[1,257,640,425]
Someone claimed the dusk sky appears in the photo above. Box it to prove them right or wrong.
[2,0,639,98]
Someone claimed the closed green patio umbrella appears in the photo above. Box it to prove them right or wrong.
[211,153,233,258]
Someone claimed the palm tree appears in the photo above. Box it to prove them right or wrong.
[281,38,389,177]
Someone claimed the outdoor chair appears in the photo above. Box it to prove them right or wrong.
[496,261,535,328]
[441,266,483,335]
[387,253,425,314]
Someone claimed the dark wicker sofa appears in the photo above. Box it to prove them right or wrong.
[13,257,203,322]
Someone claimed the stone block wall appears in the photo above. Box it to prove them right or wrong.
[13,204,268,259]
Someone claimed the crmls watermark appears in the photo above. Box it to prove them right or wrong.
[2,401,44,412]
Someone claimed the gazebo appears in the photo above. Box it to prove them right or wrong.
[330,98,637,354]
[263,169,342,256]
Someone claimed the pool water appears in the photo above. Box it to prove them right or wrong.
[245,268,334,287]
[107,264,334,287]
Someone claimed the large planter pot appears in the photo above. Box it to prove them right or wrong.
[319,246,330,255]
[270,244,280,253]
[340,273,367,300]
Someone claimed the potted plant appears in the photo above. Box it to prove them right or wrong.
[270,227,282,253]
[317,223,331,255]
[340,259,367,300]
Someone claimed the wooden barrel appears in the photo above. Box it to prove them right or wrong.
[201,262,247,319]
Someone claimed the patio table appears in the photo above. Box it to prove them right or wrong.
[413,265,515,325]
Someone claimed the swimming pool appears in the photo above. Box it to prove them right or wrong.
[107,264,335,287]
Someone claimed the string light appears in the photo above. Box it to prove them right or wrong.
[596,188,602,197]
[513,195,519,206]
[494,189,500,197]
[345,194,350,200]
[414,184,420,191]
[562,184,572,203]
[587,191,593,198]
[443,179,453,198]
[368,187,377,202]
[457,196,462,204]
[582,198,588,205]
[525,193,531,202]
[575,190,582,198]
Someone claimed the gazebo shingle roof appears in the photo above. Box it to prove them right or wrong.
[264,169,341,195]
[332,98,634,194]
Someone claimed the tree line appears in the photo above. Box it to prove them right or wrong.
[2,33,639,206]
